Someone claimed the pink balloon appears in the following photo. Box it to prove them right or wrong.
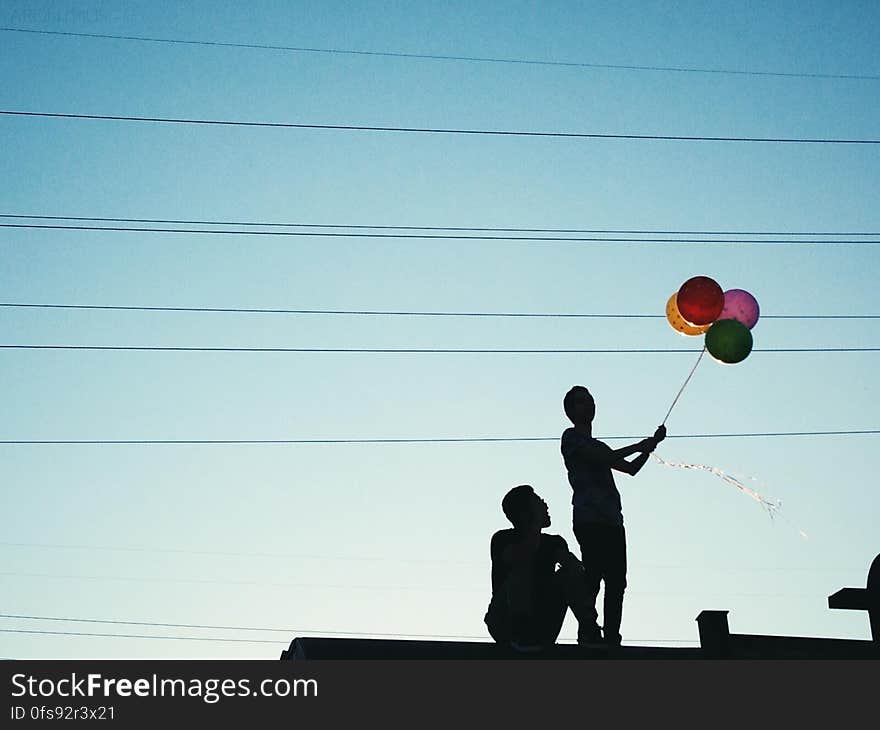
[719,289,760,329]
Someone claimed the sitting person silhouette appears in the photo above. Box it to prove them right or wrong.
[561,385,666,647]
[484,484,595,651]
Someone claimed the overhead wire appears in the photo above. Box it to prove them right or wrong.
[3,110,879,144]
[0,542,850,573]
[0,571,476,593]
[0,613,697,644]
[0,573,820,598]
[2,26,877,82]
[1,345,878,354]
[0,614,478,640]
[4,213,880,236]
[1,431,878,446]
[0,627,698,646]
[1,303,879,319]
[2,222,879,244]
[3,215,877,316]
[0,541,478,565]
[0,628,283,644]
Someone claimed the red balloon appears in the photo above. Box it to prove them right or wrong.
[677,276,724,325]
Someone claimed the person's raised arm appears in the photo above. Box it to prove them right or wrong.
[611,425,667,476]
[612,450,652,476]
[570,435,655,467]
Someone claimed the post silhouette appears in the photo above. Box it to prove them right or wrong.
[828,552,880,641]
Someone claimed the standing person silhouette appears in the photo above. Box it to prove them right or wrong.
[561,386,666,646]
[484,484,594,652]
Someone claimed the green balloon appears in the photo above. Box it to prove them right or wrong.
[705,318,753,364]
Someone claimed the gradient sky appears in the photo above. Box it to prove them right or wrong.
[1,0,878,659]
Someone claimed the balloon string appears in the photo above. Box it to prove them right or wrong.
[650,453,781,516]
[662,346,706,425]
[650,453,809,540]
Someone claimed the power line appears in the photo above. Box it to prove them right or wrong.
[1,345,878,354]
[0,571,472,593]
[0,627,283,644]
[0,541,845,575]
[1,302,879,320]
[0,573,819,599]
[1,431,878,446]
[2,26,877,82]
[0,541,476,565]
[0,613,698,644]
[0,541,845,573]
[0,613,466,639]
[0,627,697,646]
[3,110,879,145]
[3,222,878,244]
[5,213,880,236]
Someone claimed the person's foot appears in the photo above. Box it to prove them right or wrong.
[604,631,622,648]
[577,624,604,647]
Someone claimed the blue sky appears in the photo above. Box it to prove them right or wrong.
[1,1,878,658]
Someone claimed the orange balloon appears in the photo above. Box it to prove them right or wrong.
[666,293,710,336]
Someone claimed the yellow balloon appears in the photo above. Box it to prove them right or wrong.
[666,293,711,336]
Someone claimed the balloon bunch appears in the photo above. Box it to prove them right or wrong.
[666,276,759,364]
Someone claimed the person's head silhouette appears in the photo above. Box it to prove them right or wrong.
[564,385,595,427]
[502,484,551,533]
